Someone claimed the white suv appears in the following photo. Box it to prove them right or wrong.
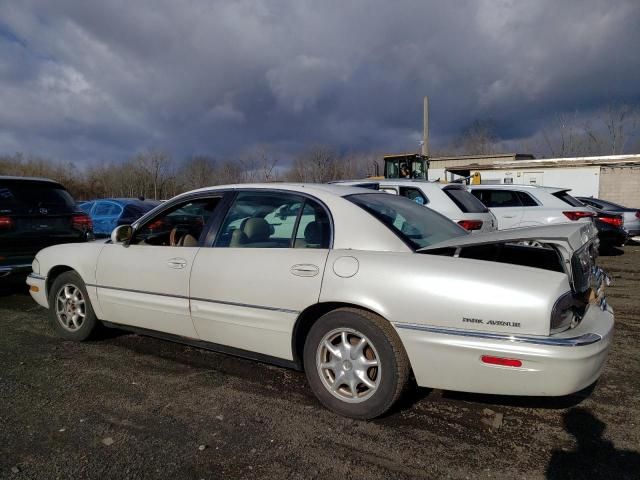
[333,180,498,232]
[468,185,595,229]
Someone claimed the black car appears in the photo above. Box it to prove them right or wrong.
[590,208,628,250]
[0,176,93,281]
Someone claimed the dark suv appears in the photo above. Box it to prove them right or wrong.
[0,176,93,280]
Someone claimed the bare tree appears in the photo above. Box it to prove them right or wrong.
[134,150,175,199]
[456,119,499,155]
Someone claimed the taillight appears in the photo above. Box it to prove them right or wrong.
[598,215,623,227]
[72,213,93,231]
[563,211,595,221]
[481,356,522,368]
[0,216,14,230]
[457,219,483,231]
[635,211,640,219]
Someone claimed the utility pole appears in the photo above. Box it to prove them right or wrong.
[422,96,429,157]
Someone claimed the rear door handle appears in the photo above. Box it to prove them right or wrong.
[290,264,319,277]
[167,258,187,269]
[502,215,516,218]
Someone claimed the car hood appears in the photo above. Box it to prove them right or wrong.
[419,222,598,254]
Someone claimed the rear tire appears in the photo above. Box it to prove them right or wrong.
[48,271,99,341]
[303,308,410,419]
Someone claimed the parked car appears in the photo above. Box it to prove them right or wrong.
[468,185,597,229]
[0,176,93,281]
[27,184,612,419]
[333,180,497,232]
[78,198,161,237]
[576,197,640,237]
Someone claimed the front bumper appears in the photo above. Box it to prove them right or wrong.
[26,273,48,308]
[394,303,614,396]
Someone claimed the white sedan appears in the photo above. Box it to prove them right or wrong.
[27,184,614,419]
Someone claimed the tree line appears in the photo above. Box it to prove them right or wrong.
[0,147,382,200]
[1,103,637,200]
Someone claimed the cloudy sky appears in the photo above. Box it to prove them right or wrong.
[0,0,638,164]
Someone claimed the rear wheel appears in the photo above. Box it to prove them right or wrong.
[48,271,99,341]
[303,308,410,419]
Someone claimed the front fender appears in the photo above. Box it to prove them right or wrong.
[33,242,106,317]
[320,250,570,336]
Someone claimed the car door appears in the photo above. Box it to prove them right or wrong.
[95,194,224,338]
[189,190,331,360]
[472,189,523,229]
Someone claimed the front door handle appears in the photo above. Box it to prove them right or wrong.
[167,257,187,269]
[502,215,516,218]
[290,264,319,277]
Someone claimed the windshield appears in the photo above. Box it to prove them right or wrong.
[347,193,467,249]
[443,187,488,213]
[0,180,76,214]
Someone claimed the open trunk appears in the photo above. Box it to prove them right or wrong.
[419,223,600,295]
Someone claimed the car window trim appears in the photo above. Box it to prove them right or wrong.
[128,192,229,247]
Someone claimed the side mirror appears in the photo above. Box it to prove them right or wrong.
[111,225,133,244]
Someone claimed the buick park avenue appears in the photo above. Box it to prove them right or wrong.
[27,184,614,419]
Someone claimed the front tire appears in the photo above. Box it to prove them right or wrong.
[303,308,410,419]
[48,271,99,341]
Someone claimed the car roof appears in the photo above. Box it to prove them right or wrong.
[331,179,464,191]
[179,183,383,200]
[468,184,569,193]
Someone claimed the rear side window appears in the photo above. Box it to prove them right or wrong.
[444,188,488,212]
[215,191,331,249]
[94,202,122,216]
[399,187,428,205]
[0,181,76,214]
[553,191,583,207]
[515,191,538,207]
[472,189,520,208]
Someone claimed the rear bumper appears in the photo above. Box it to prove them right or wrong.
[394,304,614,396]
[26,273,48,308]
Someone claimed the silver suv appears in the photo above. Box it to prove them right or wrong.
[468,185,596,230]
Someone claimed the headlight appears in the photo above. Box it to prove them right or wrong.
[550,292,578,333]
[32,258,40,274]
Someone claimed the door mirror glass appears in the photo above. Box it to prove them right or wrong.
[111,225,133,244]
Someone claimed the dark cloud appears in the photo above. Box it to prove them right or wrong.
[0,0,638,163]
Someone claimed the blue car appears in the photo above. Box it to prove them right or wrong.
[78,198,160,237]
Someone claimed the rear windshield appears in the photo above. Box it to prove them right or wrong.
[553,191,583,207]
[443,188,488,213]
[347,193,467,249]
[0,181,76,214]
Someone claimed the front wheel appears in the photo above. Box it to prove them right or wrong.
[303,308,410,419]
[48,271,99,341]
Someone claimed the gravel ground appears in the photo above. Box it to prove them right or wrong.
[1,246,639,479]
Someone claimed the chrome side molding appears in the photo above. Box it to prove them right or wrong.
[393,322,602,347]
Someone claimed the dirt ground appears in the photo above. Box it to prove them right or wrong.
[1,246,639,479]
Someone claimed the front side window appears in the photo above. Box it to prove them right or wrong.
[399,187,428,205]
[347,193,466,250]
[132,197,221,246]
[215,191,331,249]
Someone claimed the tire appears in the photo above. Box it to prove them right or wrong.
[48,271,99,341]
[303,308,410,419]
